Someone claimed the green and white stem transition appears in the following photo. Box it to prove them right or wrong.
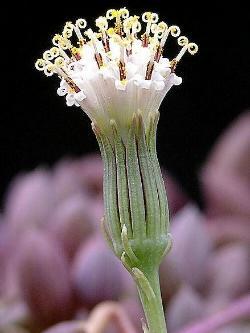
[93,110,172,333]
[35,7,198,333]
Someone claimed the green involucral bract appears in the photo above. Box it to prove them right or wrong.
[93,110,172,333]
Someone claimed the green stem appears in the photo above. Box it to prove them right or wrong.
[138,268,167,333]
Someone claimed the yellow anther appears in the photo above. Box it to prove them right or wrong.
[63,29,73,39]
[63,22,74,38]
[52,34,61,46]
[52,34,71,50]
[130,15,140,25]
[107,28,115,36]
[106,8,129,19]
[95,32,102,39]
[178,36,189,46]
[61,39,71,50]
[142,12,159,24]
[106,8,129,36]
[43,50,54,61]
[62,19,86,43]
[124,15,141,36]
[142,12,159,45]
[50,47,60,58]
[85,28,94,39]
[119,7,129,19]
[106,9,117,19]
[35,59,47,71]
[54,56,65,68]
[65,21,74,30]
[44,64,55,77]
[43,48,60,61]
[151,22,168,40]
[71,47,81,60]
[158,21,168,31]
[169,25,181,37]
[96,16,110,52]
[76,18,87,29]
[175,36,198,63]
[158,24,181,49]
[96,16,109,31]
[188,43,198,55]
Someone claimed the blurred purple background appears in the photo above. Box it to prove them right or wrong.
[2,0,250,208]
[0,112,249,333]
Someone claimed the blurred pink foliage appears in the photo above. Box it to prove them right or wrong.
[201,112,250,219]
[0,112,250,333]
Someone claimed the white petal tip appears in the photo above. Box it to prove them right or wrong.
[74,91,86,102]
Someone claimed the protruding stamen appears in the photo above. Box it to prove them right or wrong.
[71,47,81,60]
[118,38,127,80]
[51,46,70,62]
[85,29,98,52]
[154,45,163,62]
[43,50,56,62]
[123,17,132,39]
[49,47,60,59]
[35,58,48,72]
[161,25,180,48]
[145,62,154,80]
[106,8,129,36]
[37,54,81,93]
[145,51,155,80]
[141,34,149,47]
[151,22,167,44]
[151,22,167,62]
[96,16,110,52]
[120,41,125,62]
[36,57,58,77]
[63,22,74,39]
[119,60,127,81]
[154,24,181,62]
[170,58,177,73]
[52,34,79,62]
[53,34,72,50]
[131,16,141,39]
[142,12,159,47]
[85,29,104,68]
[95,53,104,69]
[123,16,141,56]
[171,36,198,71]
[54,59,81,93]
[123,20,132,55]
[124,39,132,56]
[58,67,81,93]
[63,20,86,47]
[65,76,81,93]
[36,9,198,91]
[74,19,87,46]
[124,15,141,39]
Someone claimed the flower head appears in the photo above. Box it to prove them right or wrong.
[35,8,198,139]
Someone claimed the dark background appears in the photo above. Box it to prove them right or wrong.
[1,1,249,206]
